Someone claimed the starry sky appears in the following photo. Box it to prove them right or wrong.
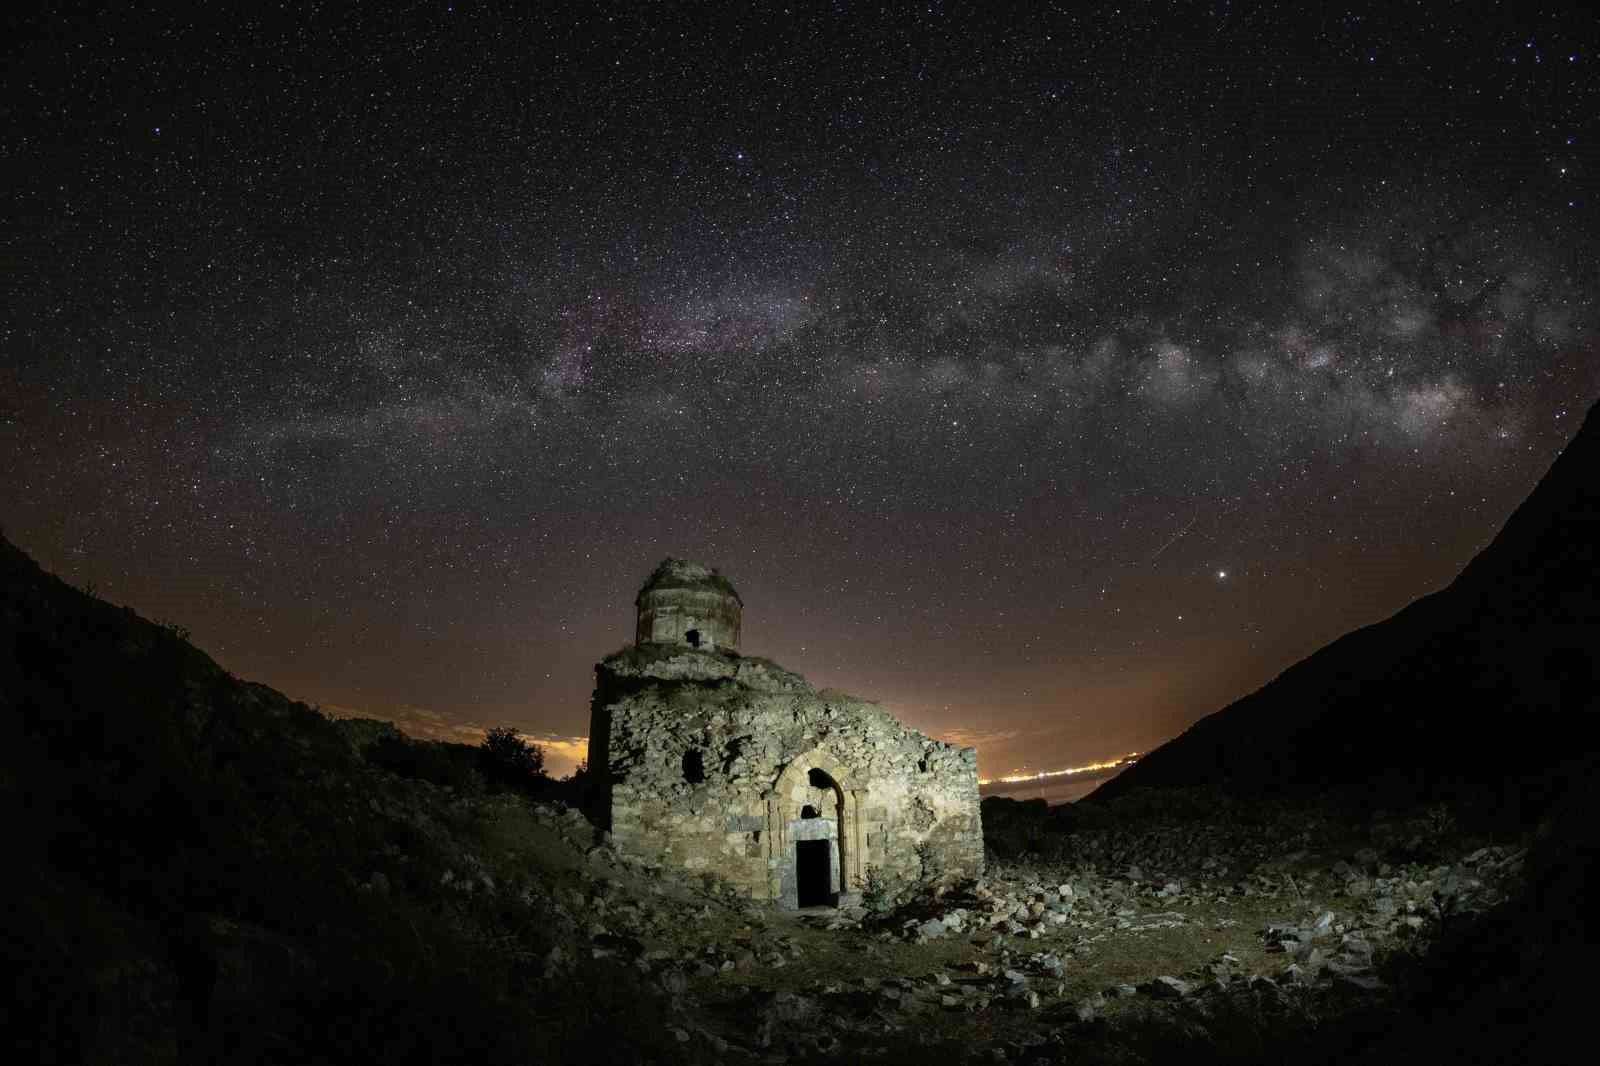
[4,3,1597,786]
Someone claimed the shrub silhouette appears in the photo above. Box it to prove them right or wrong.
[479,726,546,793]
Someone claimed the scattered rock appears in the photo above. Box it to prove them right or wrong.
[1141,975,1194,999]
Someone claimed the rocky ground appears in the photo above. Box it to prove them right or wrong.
[523,793,1529,1064]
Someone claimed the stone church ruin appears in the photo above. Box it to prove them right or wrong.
[589,558,984,907]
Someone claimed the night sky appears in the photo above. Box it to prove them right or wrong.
[4,4,1597,788]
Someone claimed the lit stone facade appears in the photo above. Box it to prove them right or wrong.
[589,560,984,907]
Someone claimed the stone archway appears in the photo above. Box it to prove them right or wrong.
[765,748,866,908]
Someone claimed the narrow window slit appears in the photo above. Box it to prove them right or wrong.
[682,749,705,783]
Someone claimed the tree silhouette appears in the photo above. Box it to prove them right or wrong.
[479,727,546,791]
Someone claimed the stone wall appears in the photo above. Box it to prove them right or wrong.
[589,644,984,905]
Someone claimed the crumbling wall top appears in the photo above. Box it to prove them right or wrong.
[599,644,810,691]
[635,557,742,605]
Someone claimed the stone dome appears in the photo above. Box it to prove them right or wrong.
[634,557,742,651]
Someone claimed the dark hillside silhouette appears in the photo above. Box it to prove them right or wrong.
[0,533,682,1064]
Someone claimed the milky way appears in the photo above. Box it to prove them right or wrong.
[4,5,1596,780]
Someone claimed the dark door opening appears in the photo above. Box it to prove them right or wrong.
[796,840,833,907]
[685,628,701,647]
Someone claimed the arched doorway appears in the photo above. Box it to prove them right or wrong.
[765,750,865,908]
[792,766,842,906]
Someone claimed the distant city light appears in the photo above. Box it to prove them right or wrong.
[979,751,1141,786]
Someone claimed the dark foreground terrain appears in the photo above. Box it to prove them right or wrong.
[2,523,1594,1065]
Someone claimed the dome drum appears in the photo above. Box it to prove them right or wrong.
[634,558,743,651]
